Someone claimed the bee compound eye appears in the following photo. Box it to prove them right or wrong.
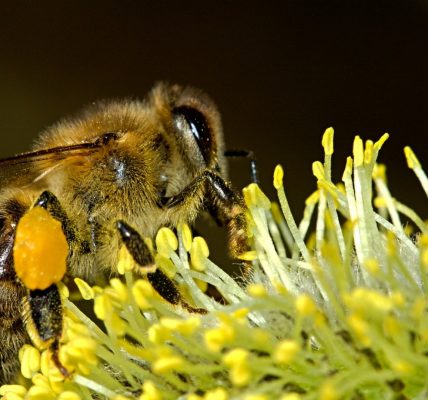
[173,105,212,164]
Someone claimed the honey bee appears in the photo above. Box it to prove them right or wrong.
[0,83,254,384]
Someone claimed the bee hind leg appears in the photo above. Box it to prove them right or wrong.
[20,191,82,377]
[117,220,206,314]
[24,284,69,377]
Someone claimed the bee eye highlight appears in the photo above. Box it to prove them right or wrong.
[173,106,212,164]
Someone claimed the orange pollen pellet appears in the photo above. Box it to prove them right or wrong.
[13,206,68,290]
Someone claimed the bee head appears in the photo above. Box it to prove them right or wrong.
[151,83,228,178]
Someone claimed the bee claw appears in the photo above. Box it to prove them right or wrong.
[51,344,71,379]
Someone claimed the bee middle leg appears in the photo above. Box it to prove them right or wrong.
[117,221,206,314]
[34,190,79,245]
[34,190,91,257]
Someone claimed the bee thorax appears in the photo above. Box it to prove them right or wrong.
[110,158,128,186]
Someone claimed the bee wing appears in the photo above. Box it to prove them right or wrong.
[0,142,101,188]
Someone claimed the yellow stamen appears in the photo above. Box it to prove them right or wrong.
[19,345,40,379]
[312,161,325,180]
[247,283,267,297]
[243,183,271,209]
[132,280,155,310]
[373,133,389,152]
[364,139,373,164]
[0,385,27,398]
[342,157,353,180]
[404,146,421,169]
[322,127,334,156]
[305,190,319,206]
[74,278,94,300]
[320,381,339,400]
[190,236,210,271]
[58,392,82,400]
[155,227,178,257]
[117,245,136,274]
[273,164,284,190]
[353,136,364,167]
[139,380,162,400]
[204,388,228,400]
[295,294,316,317]
[153,355,184,374]
[372,163,386,180]
[274,340,300,364]
[179,222,193,251]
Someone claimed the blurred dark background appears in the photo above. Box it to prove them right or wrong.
[0,1,427,264]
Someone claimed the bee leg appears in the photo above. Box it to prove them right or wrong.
[117,220,207,314]
[34,190,91,255]
[117,221,156,268]
[34,191,77,244]
[224,149,259,184]
[205,173,250,262]
[160,170,250,261]
[25,284,69,377]
[23,191,83,376]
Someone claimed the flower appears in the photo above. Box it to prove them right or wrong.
[2,128,428,399]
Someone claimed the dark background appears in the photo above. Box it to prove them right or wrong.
[0,1,427,264]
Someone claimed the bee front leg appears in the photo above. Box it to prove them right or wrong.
[24,284,69,376]
[117,221,206,314]
[160,170,250,261]
[205,172,250,262]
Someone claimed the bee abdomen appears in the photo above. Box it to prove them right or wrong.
[0,280,29,384]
